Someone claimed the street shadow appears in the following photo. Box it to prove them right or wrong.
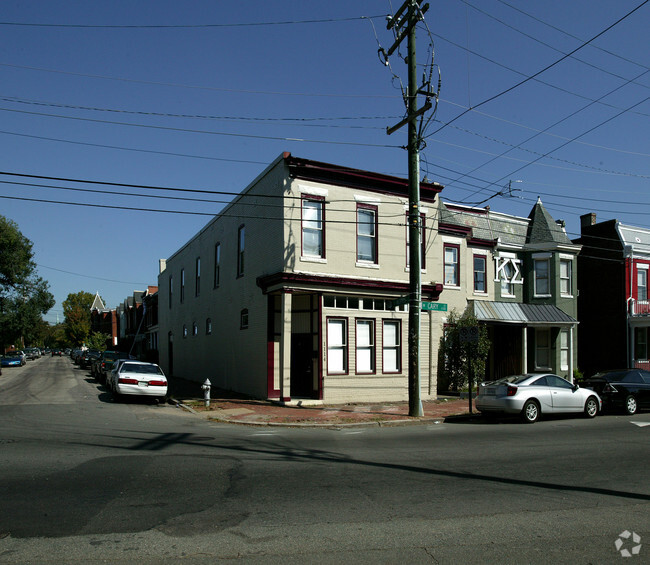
[70,429,650,503]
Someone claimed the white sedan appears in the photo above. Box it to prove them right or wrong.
[110,360,168,402]
[476,373,601,423]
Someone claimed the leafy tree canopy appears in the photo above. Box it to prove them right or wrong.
[63,291,96,347]
[0,215,54,349]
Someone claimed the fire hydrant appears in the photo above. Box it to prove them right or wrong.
[201,378,211,408]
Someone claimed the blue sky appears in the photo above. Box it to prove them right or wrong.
[1,1,648,324]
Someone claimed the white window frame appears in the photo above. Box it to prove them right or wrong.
[638,266,648,302]
[355,319,375,374]
[473,253,487,294]
[560,256,573,297]
[560,330,569,371]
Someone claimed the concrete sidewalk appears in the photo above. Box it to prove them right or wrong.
[167,378,475,427]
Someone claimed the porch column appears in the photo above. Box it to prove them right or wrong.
[522,326,528,373]
[280,291,292,402]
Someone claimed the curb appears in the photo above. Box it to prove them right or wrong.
[169,396,473,428]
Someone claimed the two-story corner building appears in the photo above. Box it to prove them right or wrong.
[439,198,581,382]
[158,153,451,403]
[574,213,650,377]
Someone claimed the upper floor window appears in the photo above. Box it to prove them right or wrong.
[638,268,648,302]
[195,257,201,297]
[214,243,221,288]
[357,205,378,263]
[302,197,325,258]
[240,308,249,329]
[168,275,173,309]
[473,254,487,293]
[237,225,245,277]
[206,318,212,335]
[501,261,515,296]
[560,258,572,296]
[534,258,550,296]
[180,268,185,303]
[444,243,459,286]
[192,322,198,336]
[406,213,426,270]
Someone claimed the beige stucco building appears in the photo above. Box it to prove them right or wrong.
[158,153,579,402]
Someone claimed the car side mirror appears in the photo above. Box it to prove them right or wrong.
[572,383,579,391]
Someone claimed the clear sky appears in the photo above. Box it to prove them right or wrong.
[1,0,648,324]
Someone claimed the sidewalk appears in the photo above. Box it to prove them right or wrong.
[167,378,476,427]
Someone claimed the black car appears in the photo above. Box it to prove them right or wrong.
[583,369,650,415]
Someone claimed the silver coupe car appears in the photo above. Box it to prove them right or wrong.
[476,373,601,423]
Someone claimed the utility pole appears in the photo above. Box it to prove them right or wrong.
[386,0,430,417]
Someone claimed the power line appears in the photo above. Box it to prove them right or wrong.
[0,95,394,127]
[428,0,650,136]
[0,106,399,149]
[0,15,387,29]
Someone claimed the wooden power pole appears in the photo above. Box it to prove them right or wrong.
[386,1,430,417]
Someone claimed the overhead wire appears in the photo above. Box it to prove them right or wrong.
[426,0,650,137]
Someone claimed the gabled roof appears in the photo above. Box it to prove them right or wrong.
[617,222,650,259]
[90,292,105,311]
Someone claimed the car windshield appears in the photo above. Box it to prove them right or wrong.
[120,363,163,375]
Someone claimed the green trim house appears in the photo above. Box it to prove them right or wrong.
[440,198,581,382]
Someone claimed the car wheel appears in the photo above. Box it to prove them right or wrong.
[624,395,638,415]
[584,396,599,418]
[521,400,540,423]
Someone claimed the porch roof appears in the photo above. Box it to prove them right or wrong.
[470,300,577,326]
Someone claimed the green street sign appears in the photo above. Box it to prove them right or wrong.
[421,301,448,312]
[391,296,410,308]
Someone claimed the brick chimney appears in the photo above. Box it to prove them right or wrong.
[580,213,596,231]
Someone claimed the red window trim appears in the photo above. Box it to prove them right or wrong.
[356,203,378,264]
[443,243,460,287]
[382,319,402,374]
[301,195,326,259]
[326,317,349,375]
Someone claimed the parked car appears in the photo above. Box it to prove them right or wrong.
[110,361,168,402]
[96,351,132,383]
[582,369,650,415]
[24,348,41,360]
[79,349,101,369]
[476,373,601,423]
[1,351,26,367]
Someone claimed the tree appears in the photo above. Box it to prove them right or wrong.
[62,291,95,346]
[0,216,55,350]
[86,331,110,351]
[438,309,491,393]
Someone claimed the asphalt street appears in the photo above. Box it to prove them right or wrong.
[0,356,648,564]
